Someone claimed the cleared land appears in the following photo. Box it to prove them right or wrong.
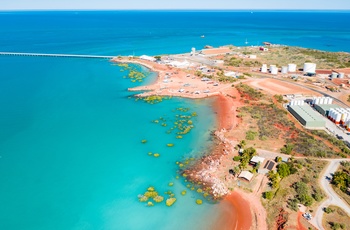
[225,46,350,69]
[322,205,350,230]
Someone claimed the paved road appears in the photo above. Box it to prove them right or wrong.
[258,75,349,108]
[310,159,350,230]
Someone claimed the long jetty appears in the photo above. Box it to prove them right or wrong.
[0,52,114,59]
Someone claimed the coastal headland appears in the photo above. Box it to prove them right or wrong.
[111,44,350,230]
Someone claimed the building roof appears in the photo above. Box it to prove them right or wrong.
[250,156,265,164]
[315,104,341,111]
[139,55,156,62]
[263,160,276,171]
[238,171,254,181]
[281,156,290,162]
[289,105,326,128]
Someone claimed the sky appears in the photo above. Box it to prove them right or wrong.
[1,0,350,10]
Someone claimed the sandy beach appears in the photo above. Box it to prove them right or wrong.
[112,57,267,230]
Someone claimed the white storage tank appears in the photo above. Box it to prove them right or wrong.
[261,64,267,73]
[312,97,316,105]
[339,72,345,78]
[331,72,338,78]
[191,47,196,55]
[331,111,335,121]
[281,66,288,74]
[315,97,320,105]
[271,66,278,75]
[342,113,348,124]
[328,98,333,104]
[301,100,305,106]
[319,97,324,104]
[303,63,316,74]
[346,120,350,129]
[336,113,342,124]
[288,64,297,72]
[329,109,334,119]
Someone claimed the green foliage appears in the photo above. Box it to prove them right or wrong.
[288,198,299,211]
[233,156,242,161]
[241,103,294,140]
[246,130,258,140]
[141,139,147,144]
[277,163,291,178]
[293,181,313,206]
[238,147,257,169]
[280,143,294,155]
[263,191,274,200]
[330,222,345,230]
[274,94,284,103]
[276,157,282,163]
[324,207,334,214]
[236,83,264,101]
[239,140,246,148]
[268,171,281,189]
[312,190,324,202]
[311,130,350,156]
[332,170,350,193]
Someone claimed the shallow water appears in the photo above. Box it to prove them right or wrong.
[0,56,224,229]
[0,10,349,229]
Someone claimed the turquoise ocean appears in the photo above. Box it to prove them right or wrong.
[0,11,349,230]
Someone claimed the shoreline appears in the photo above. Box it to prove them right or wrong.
[112,57,265,229]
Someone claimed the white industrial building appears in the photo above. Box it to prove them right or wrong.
[140,55,156,62]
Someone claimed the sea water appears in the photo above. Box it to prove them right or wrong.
[0,10,350,230]
[0,56,222,229]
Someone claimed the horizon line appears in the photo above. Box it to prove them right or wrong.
[1,9,350,12]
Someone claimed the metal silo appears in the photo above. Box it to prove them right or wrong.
[315,97,320,105]
[303,63,316,74]
[319,97,324,104]
[341,113,348,124]
[336,113,342,124]
[261,64,267,73]
[281,66,288,74]
[288,64,297,72]
[339,72,345,78]
[324,97,329,105]
[328,109,334,119]
[328,98,333,104]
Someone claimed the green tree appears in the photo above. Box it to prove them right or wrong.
[154,56,162,61]
[263,191,274,200]
[332,171,350,192]
[274,94,284,103]
[239,140,246,149]
[246,130,258,140]
[277,163,291,178]
[280,143,294,155]
[276,156,282,163]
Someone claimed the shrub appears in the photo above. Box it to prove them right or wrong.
[324,207,334,214]
[233,156,242,161]
[263,191,274,200]
[246,130,258,140]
